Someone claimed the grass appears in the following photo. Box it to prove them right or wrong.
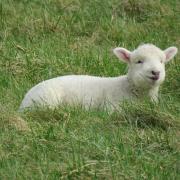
[0,0,180,179]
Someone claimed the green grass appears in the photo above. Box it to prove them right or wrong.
[0,0,180,179]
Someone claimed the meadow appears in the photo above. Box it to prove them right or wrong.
[0,0,179,179]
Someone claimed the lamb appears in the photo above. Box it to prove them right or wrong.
[19,44,178,111]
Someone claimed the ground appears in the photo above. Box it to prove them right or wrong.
[0,0,179,179]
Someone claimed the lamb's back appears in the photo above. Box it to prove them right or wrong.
[19,75,122,110]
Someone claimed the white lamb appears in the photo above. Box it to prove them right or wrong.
[19,44,178,111]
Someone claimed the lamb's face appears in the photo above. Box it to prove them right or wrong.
[128,46,166,88]
[113,44,178,88]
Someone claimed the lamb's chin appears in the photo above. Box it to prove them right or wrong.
[133,79,158,89]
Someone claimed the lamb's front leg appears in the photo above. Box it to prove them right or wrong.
[149,87,159,103]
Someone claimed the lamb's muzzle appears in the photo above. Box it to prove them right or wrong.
[19,44,178,111]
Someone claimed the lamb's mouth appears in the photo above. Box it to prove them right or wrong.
[148,76,159,81]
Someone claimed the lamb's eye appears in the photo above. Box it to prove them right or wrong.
[136,60,143,64]
[160,60,163,63]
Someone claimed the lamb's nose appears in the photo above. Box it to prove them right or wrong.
[151,71,160,76]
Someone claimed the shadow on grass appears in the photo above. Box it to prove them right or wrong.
[20,100,179,131]
[111,101,177,130]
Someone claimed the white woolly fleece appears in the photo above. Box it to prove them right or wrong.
[19,44,178,111]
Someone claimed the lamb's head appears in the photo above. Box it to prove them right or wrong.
[113,44,178,89]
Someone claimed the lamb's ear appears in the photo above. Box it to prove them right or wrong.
[113,47,131,63]
[164,47,178,62]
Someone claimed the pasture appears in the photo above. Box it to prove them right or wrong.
[0,0,179,179]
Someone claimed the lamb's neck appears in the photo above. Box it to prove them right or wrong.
[126,76,159,101]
